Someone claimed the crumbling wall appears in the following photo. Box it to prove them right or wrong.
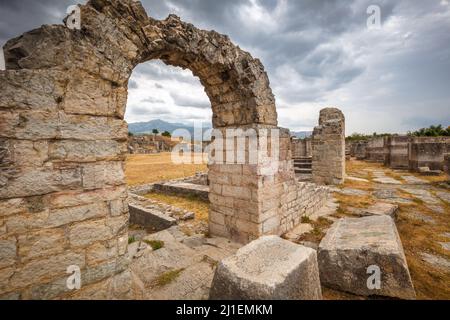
[0,0,281,299]
[408,137,450,171]
[209,127,329,243]
[291,138,312,158]
[384,136,411,169]
[365,137,387,163]
[311,108,346,185]
[128,135,175,154]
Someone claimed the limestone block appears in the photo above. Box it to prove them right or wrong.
[0,236,17,269]
[358,202,399,219]
[318,216,416,299]
[69,219,113,247]
[18,228,66,262]
[10,252,85,290]
[209,236,322,300]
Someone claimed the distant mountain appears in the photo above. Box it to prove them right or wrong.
[128,119,212,140]
[291,131,313,139]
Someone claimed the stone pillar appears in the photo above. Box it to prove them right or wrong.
[312,108,346,185]
[208,126,294,244]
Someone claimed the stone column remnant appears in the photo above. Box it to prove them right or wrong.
[312,108,346,185]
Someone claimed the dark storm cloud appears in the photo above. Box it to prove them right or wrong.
[0,0,85,45]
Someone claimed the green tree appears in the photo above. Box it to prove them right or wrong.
[161,131,171,137]
[152,129,159,135]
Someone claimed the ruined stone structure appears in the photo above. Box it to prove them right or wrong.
[384,136,411,169]
[291,137,312,158]
[351,141,368,160]
[128,134,176,154]
[312,108,346,185]
[0,0,329,299]
[409,137,450,171]
[349,136,450,173]
[365,137,387,163]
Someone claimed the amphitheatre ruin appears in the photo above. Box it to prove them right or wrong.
[0,0,449,301]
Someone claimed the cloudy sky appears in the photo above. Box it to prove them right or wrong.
[1,0,449,134]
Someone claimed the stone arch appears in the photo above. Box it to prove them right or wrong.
[3,0,278,128]
[0,0,327,299]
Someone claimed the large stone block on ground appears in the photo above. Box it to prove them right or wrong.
[209,236,322,300]
[318,216,416,299]
[358,202,398,219]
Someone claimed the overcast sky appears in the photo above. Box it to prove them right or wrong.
[1,0,449,134]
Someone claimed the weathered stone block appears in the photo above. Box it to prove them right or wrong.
[0,237,17,269]
[209,236,322,300]
[318,216,416,299]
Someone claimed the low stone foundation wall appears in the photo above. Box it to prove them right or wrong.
[409,137,450,171]
[365,137,387,163]
[385,136,410,169]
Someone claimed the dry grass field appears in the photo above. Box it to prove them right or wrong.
[125,153,207,186]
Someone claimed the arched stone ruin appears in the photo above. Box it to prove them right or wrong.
[0,0,329,299]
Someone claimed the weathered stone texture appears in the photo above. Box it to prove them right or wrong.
[318,216,416,300]
[312,108,346,185]
[209,236,322,300]
[208,127,329,244]
[0,0,327,299]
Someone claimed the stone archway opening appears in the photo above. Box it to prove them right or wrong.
[0,0,329,299]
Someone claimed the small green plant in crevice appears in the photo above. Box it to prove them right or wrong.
[128,236,136,244]
[143,239,165,251]
[301,215,311,224]
[152,268,185,287]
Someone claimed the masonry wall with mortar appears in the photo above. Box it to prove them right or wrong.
[0,0,282,299]
[208,127,329,244]
[311,108,346,185]
[291,138,312,158]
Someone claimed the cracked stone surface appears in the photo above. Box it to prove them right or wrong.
[130,226,241,300]
[318,216,416,300]
[210,236,322,300]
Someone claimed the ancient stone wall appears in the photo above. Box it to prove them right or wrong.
[208,127,329,243]
[365,137,388,163]
[291,138,312,158]
[350,141,368,160]
[0,0,282,299]
[128,135,176,154]
[311,108,346,185]
[384,136,411,169]
[408,137,450,171]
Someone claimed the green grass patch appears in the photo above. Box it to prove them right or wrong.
[144,239,165,251]
[128,236,136,244]
[152,268,185,287]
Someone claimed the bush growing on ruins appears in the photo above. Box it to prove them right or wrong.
[162,131,171,138]
[152,129,159,135]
